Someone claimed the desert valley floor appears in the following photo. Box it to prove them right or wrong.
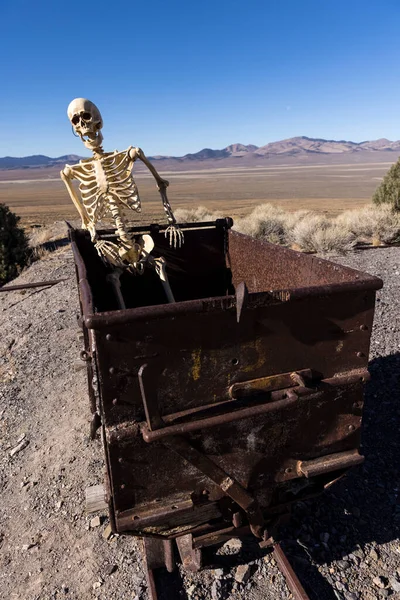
[0,152,396,226]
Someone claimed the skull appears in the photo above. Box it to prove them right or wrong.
[67,98,103,151]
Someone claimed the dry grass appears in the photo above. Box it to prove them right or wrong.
[179,202,400,254]
[335,205,400,245]
[177,203,400,254]
[174,205,223,223]
[28,221,68,248]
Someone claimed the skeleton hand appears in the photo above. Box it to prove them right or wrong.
[165,224,184,248]
[95,239,122,266]
[156,178,169,191]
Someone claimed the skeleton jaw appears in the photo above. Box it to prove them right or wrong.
[81,130,104,152]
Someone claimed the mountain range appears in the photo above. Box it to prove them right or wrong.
[1,137,400,170]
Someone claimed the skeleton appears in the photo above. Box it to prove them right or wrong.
[60,98,182,305]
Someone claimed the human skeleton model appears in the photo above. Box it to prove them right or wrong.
[60,98,182,305]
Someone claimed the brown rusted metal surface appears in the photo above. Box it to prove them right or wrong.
[0,279,67,291]
[273,543,310,600]
[229,368,312,399]
[70,219,382,596]
[297,448,364,478]
[176,534,202,572]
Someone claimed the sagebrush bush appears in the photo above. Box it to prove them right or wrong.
[0,203,29,285]
[175,202,400,253]
[335,205,400,245]
[234,204,287,244]
[174,205,222,223]
[373,157,400,210]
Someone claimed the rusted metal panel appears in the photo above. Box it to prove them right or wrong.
[69,220,382,552]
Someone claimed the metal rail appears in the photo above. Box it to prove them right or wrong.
[273,543,311,600]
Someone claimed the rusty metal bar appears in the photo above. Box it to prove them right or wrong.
[142,390,298,443]
[0,279,67,292]
[96,218,234,236]
[296,449,364,478]
[229,369,313,399]
[273,543,310,600]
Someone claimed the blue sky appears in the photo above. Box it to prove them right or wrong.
[1,0,400,157]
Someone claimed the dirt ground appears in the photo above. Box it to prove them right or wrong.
[0,245,399,600]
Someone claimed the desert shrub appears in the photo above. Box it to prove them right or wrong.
[0,203,29,285]
[373,157,400,210]
[335,205,400,245]
[288,214,329,252]
[174,205,223,223]
[309,224,357,255]
[234,204,287,244]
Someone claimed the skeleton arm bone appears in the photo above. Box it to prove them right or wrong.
[129,146,169,193]
[60,166,96,240]
[128,147,183,247]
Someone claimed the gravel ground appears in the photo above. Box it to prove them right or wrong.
[0,246,399,600]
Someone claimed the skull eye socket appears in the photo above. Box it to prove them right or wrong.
[71,115,80,125]
[82,112,92,121]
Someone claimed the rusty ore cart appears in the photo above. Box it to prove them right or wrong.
[70,219,382,599]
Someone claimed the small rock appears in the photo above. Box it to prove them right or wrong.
[10,438,29,457]
[21,543,37,551]
[373,576,387,589]
[235,564,251,584]
[344,592,359,600]
[102,524,113,540]
[213,568,224,579]
[390,577,400,593]
[348,553,360,565]
[186,584,196,596]
[337,560,350,570]
[90,516,101,528]
[106,564,118,575]
[335,581,345,591]
[211,580,220,600]
[92,581,102,590]
[379,590,389,598]
[369,548,379,561]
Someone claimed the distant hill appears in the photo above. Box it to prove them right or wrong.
[1,137,400,170]
[0,154,82,169]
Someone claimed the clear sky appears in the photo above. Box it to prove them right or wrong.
[1,0,400,157]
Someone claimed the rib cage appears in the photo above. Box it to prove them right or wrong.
[71,150,140,224]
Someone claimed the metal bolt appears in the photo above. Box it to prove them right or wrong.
[356,352,365,358]
[112,398,118,405]
[118,457,123,463]
[360,324,368,331]
[285,467,293,474]
[120,484,125,490]
[348,424,355,432]
[106,334,113,341]
[109,367,116,375]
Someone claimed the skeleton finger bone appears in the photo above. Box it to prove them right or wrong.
[95,240,124,267]
[165,225,184,249]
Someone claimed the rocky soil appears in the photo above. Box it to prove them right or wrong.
[0,246,399,600]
